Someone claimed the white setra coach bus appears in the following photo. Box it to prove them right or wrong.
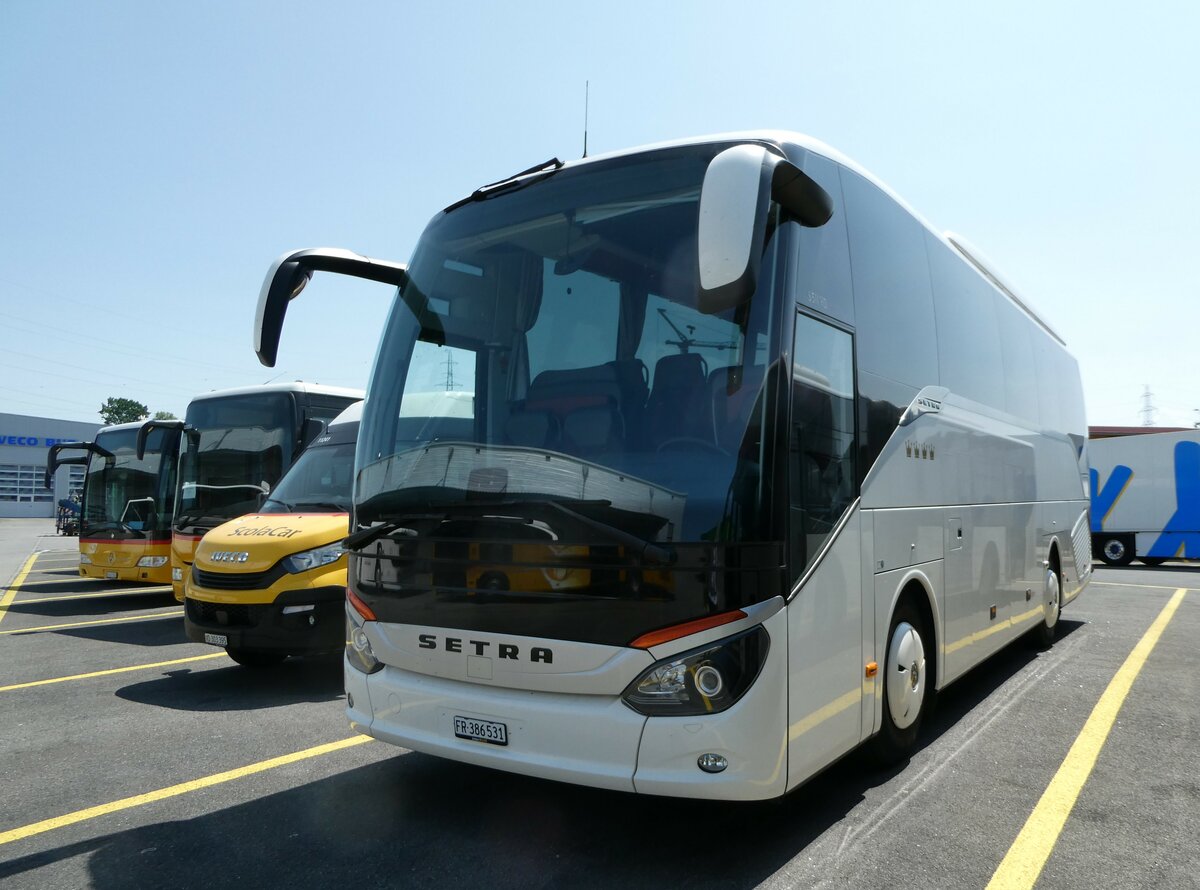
[254,132,1090,800]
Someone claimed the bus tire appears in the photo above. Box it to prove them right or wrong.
[226,648,287,668]
[871,599,931,764]
[1098,536,1134,566]
[1032,563,1061,649]
[1138,557,1166,567]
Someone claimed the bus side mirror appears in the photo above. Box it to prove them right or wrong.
[697,144,833,314]
[254,248,409,367]
[44,444,89,490]
[137,420,185,461]
[300,417,326,448]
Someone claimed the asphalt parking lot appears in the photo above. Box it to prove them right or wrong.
[1,519,1196,890]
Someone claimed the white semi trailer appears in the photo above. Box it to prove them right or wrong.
[1090,430,1200,565]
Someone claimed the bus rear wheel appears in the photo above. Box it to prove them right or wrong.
[1138,557,1166,567]
[871,599,931,764]
[226,648,287,668]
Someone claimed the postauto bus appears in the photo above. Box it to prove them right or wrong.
[255,132,1090,800]
[138,383,362,601]
[184,402,360,667]
[45,421,181,584]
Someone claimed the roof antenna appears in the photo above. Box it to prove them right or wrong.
[582,81,589,158]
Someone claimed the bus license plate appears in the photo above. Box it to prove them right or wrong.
[204,633,228,647]
[105,571,118,579]
[453,716,508,746]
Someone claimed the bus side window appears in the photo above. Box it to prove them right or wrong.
[789,312,856,582]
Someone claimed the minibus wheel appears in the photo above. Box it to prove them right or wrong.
[226,647,287,667]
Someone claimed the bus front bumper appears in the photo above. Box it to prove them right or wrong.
[185,586,345,655]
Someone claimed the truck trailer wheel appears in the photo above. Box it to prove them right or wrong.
[1098,536,1134,566]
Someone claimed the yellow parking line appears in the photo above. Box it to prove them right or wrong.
[986,587,1188,889]
[16,587,172,605]
[1090,580,1200,592]
[0,610,183,635]
[0,652,226,693]
[2,577,93,588]
[0,735,374,846]
[0,554,38,628]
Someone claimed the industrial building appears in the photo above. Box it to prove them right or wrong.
[0,412,102,519]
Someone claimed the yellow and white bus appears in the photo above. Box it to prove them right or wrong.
[184,402,360,667]
[138,383,361,601]
[256,132,1090,799]
[46,421,180,584]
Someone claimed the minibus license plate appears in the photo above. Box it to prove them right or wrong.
[453,716,508,746]
[204,633,228,647]
[105,571,118,579]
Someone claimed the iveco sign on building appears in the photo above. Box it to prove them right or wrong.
[0,412,102,519]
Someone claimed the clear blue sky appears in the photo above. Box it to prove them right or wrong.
[2,1,1197,427]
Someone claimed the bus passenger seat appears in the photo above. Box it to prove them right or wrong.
[647,353,709,448]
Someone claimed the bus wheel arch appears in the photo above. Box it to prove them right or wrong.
[872,579,937,764]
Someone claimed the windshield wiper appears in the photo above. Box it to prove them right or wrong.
[290,501,349,513]
[344,521,419,552]
[443,158,564,213]
[543,501,676,566]
[347,498,675,566]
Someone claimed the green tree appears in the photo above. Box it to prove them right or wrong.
[99,397,150,425]
[153,410,178,420]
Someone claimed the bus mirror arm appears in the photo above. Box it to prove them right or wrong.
[136,420,186,461]
[697,145,832,315]
[254,247,408,367]
[44,444,92,490]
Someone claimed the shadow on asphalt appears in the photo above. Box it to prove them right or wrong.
[5,591,177,620]
[26,617,189,649]
[115,653,344,712]
[0,623,1091,890]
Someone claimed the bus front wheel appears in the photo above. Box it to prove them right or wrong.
[871,599,931,764]
[1032,564,1061,649]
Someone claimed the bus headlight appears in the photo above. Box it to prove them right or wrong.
[137,556,169,568]
[283,542,345,574]
[345,608,383,675]
[621,626,769,717]
[79,554,92,565]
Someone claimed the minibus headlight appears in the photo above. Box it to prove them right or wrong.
[283,542,345,574]
[79,554,92,565]
[137,556,169,568]
[621,626,769,717]
[345,607,382,674]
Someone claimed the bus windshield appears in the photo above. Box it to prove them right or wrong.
[262,441,355,514]
[83,427,175,539]
[356,143,790,644]
[177,393,295,531]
